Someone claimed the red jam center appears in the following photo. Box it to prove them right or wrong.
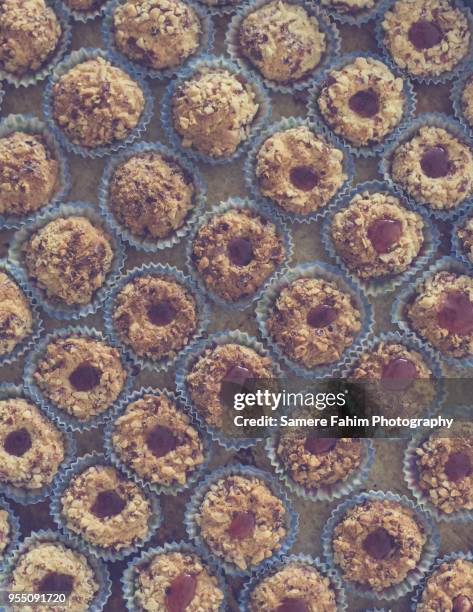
[69,364,101,392]
[381,357,417,392]
[219,365,252,406]
[444,451,472,482]
[348,88,380,118]
[276,598,309,612]
[367,218,402,254]
[165,573,197,612]
[38,572,74,595]
[363,527,395,560]
[147,300,177,326]
[91,490,126,519]
[408,20,443,50]
[304,436,337,454]
[146,425,177,458]
[223,365,252,385]
[453,595,473,612]
[228,237,253,267]
[437,291,473,335]
[289,166,320,191]
[420,146,451,178]
[306,305,337,329]
[4,427,32,457]
[228,510,256,540]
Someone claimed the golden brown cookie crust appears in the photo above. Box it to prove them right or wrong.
[112,274,198,360]
[266,277,362,367]
[238,1,326,83]
[24,216,114,306]
[256,126,346,215]
[0,132,59,217]
[8,542,99,612]
[457,216,473,264]
[333,498,427,591]
[391,126,473,210]
[318,56,405,147]
[417,558,473,612]
[350,341,435,418]
[0,271,33,356]
[0,509,10,556]
[277,435,364,488]
[331,191,424,279]
[0,398,65,489]
[197,474,288,570]
[134,551,224,611]
[114,0,202,70]
[109,151,195,240]
[416,423,473,514]
[34,335,127,422]
[407,271,473,357]
[111,393,205,487]
[191,208,285,302]
[0,0,62,76]
[248,562,337,611]
[61,465,152,550]
[186,343,275,427]
[53,57,145,148]
[172,67,259,158]
[382,0,470,77]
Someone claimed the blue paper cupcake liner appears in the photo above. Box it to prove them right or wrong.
[59,0,111,21]
[24,326,135,433]
[104,386,213,496]
[321,180,440,296]
[0,114,71,229]
[0,497,20,575]
[403,405,473,523]
[225,0,340,93]
[307,51,416,158]
[239,553,347,611]
[380,113,473,220]
[121,540,228,612]
[185,197,293,311]
[452,208,473,272]
[244,116,356,224]
[265,436,375,503]
[104,262,210,372]
[161,54,272,165]
[175,329,284,450]
[194,0,248,16]
[316,0,385,25]
[0,1,72,88]
[322,490,440,601]
[392,255,473,368]
[8,201,126,321]
[256,261,375,380]
[0,260,43,368]
[0,529,111,612]
[0,383,76,505]
[375,0,473,85]
[103,0,215,80]
[98,140,207,253]
[451,68,473,138]
[43,47,153,158]
[411,550,473,611]
[341,331,445,419]
[184,464,299,577]
[50,453,162,562]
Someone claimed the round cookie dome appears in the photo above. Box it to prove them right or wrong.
[108,151,196,240]
[171,65,259,158]
[113,0,203,71]
[0,0,62,76]
[52,57,145,148]
[237,0,326,84]
[23,215,114,306]
[0,271,33,357]
[0,132,59,218]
